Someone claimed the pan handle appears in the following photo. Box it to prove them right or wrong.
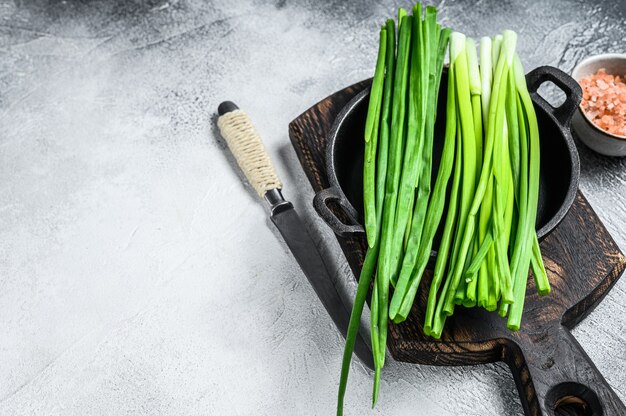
[313,187,365,237]
[526,66,582,127]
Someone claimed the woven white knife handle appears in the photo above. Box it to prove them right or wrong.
[217,102,282,197]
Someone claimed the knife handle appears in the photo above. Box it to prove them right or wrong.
[217,101,282,198]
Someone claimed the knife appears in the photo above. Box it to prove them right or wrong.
[216,101,374,370]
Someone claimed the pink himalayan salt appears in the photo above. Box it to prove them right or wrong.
[580,68,626,137]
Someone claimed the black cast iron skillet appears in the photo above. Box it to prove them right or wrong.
[314,66,581,242]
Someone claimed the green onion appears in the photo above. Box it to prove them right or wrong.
[507,52,542,330]
[424,71,461,333]
[373,7,412,389]
[341,7,551,410]
[363,27,388,247]
[337,243,379,416]
[389,15,449,321]
[375,19,396,229]
[476,36,493,309]
[389,6,422,283]
[531,233,550,295]
[440,32,479,315]
[465,229,494,282]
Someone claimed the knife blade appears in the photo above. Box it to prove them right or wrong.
[216,101,374,370]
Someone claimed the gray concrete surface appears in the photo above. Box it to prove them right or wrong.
[0,0,624,415]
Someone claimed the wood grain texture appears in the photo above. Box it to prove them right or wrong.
[289,81,626,416]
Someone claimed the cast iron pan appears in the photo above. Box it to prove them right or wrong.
[314,66,581,241]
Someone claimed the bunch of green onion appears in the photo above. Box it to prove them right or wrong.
[337,4,550,415]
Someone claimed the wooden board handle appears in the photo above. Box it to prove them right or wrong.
[511,325,625,415]
[217,102,282,197]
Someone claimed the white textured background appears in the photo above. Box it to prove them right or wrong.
[0,0,624,415]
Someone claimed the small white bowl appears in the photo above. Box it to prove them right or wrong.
[571,53,626,156]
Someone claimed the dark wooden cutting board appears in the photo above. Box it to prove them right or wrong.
[288,80,626,416]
